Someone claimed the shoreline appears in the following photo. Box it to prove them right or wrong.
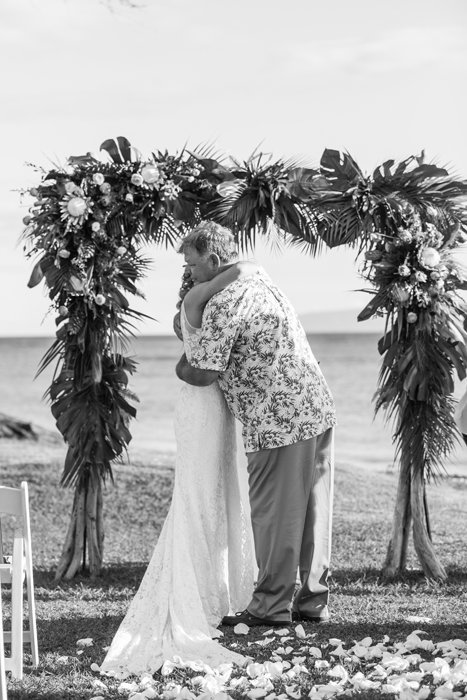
[1,435,466,484]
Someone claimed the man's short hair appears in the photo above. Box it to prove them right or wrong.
[178,221,238,263]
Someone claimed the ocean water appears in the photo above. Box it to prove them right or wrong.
[1,335,466,476]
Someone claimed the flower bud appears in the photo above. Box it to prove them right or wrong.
[407,312,418,324]
[92,173,105,186]
[95,294,106,306]
[398,264,411,278]
[131,173,144,186]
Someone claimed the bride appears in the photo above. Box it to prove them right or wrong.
[99,259,259,678]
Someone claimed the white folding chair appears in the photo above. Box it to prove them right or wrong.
[0,481,39,681]
[0,581,7,700]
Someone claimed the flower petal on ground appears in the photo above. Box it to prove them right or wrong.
[234,623,250,635]
[294,624,306,639]
[76,637,94,647]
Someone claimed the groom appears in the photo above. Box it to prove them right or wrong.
[175,221,337,626]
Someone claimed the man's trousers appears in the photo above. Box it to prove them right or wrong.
[246,427,334,621]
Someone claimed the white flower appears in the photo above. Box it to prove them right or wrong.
[398,229,413,244]
[414,271,427,283]
[67,196,87,218]
[99,182,112,195]
[94,294,106,306]
[58,305,69,316]
[91,221,101,232]
[407,312,418,324]
[125,193,134,202]
[131,173,144,186]
[116,246,127,256]
[64,181,76,194]
[92,173,105,186]
[141,164,162,185]
[161,181,182,200]
[398,264,411,277]
[419,247,441,268]
[234,623,249,635]
[58,249,71,258]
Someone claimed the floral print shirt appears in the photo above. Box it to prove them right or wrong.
[186,270,337,452]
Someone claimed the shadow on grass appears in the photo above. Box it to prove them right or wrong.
[37,613,122,654]
[8,687,104,700]
[31,563,467,601]
[34,562,148,595]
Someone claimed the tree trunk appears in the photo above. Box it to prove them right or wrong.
[381,456,412,579]
[382,457,447,582]
[411,469,447,581]
[55,477,104,581]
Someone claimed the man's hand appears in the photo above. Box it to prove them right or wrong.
[175,353,219,386]
[173,312,183,341]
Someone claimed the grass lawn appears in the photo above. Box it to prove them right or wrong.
[0,439,466,700]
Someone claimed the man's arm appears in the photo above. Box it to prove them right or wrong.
[175,353,219,386]
[183,261,260,329]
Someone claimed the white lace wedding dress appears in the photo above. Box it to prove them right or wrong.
[100,305,255,678]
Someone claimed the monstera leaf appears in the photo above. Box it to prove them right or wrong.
[319,149,363,189]
[100,136,133,164]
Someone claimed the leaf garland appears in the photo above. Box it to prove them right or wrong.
[22,138,467,491]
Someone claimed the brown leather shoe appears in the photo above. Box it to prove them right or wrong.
[221,609,290,627]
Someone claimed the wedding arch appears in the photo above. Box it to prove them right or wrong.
[22,137,467,581]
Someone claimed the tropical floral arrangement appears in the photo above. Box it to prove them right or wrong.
[22,138,467,582]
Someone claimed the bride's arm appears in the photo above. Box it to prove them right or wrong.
[184,261,260,328]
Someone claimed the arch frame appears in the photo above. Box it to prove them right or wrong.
[22,137,467,580]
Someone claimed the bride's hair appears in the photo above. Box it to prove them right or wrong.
[178,221,238,263]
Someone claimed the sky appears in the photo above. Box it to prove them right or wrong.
[1,0,467,336]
